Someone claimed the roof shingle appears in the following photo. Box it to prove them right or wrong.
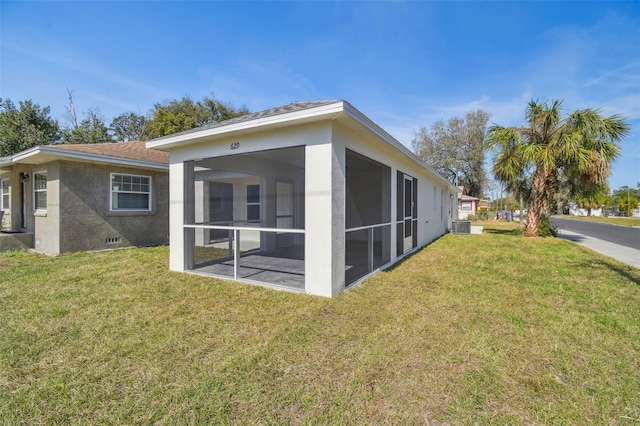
[50,141,169,165]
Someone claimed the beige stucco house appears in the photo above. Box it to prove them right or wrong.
[147,100,460,298]
[0,141,169,254]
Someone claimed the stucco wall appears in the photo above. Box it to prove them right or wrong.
[57,161,168,253]
[34,163,60,254]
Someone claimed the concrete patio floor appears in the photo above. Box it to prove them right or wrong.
[191,245,305,291]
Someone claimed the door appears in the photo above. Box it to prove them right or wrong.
[276,180,294,247]
[403,175,413,253]
[20,177,26,229]
[209,182,233,241]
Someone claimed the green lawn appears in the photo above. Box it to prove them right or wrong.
[1,223,639,424]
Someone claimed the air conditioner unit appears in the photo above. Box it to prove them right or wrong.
[452,220,471,235]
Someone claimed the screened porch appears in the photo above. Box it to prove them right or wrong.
[183,146,306,291]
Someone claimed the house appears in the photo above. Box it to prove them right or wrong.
[568,202,603,217]
[457,186,479,219]
[478,199,490,210]
[0,141,169,254]
[146,100,460,298]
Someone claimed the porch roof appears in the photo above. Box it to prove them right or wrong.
[0,141,169,171]
[146,100,460,192]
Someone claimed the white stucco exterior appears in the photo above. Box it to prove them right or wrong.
[148,100,459,297]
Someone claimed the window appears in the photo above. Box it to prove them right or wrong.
[1,179,9,210]
[433,185,437,209]
[111,173,151,211]
[246,184,260,223]
[34,172,47,211]
[461,201,473,211]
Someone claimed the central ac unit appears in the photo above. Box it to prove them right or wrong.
[452,220,471,235]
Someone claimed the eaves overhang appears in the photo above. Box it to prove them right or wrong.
[146,101,346,150]
[0,146,169,171]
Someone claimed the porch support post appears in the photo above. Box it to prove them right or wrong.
[194,179,207,246]
[233,229,239,279]
[305,138,345,298]
[368,227,374,273]
[169,160,194,272]
[390,169,398,260]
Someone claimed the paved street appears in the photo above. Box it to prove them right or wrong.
[551,216,640,250]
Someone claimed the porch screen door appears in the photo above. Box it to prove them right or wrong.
[403,176,413,253]
[396,171,418,255]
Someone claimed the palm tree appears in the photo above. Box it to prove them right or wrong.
[487,100,629,236]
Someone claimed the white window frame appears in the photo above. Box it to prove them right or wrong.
[246,183,260,223]
[33,171,47,212]
[110,173,152,212]
[461,201,473,212]
[1,178,9,211]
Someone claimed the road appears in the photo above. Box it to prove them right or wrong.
[550,217,640,250]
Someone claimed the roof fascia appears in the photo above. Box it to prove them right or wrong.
[1,146,168,171]
[146,101,346,150]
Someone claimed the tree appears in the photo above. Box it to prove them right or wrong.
[618,196,639,217]
[110,112,148,141]
[62,107,114,144]
[574,182,609,216]
[0,98,61,156]
[613,183,640,216]
[147,95,249,138]
[488,99,629,236]
[412,109,490,198]
[612,183,640,201]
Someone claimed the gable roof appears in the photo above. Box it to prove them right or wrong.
[148,100,351,150]
[0,141,169,171]
[151,100,341,142]
[147,100,460,192]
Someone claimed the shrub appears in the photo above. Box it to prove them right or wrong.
[466,214,476,221]
[538,218,558,237]
[477,208,489,220]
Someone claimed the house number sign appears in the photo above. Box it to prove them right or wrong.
[230,142,240,150]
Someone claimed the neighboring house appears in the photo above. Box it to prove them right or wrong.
[147,100,459,298]
[0,141,169,254]
[457,187,479,219]
[568,202,603,217]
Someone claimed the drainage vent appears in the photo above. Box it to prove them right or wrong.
[106,237,122,244]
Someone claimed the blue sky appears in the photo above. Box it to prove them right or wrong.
[1,1,639,191]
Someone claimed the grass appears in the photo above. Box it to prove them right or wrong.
[560,215,640,227]
[1,223,639,424]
